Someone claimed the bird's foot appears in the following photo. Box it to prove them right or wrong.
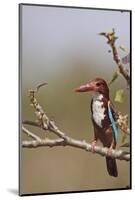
[91,140,97,153]
[107,146,113,157]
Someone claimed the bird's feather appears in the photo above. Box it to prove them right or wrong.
[108,102,118,144]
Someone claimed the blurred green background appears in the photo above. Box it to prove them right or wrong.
[20,5,130,195]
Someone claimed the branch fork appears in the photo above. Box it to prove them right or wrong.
[99,29,130,85]
[22,83,130,162]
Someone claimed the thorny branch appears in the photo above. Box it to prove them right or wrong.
[99,29,130,85]
[22,83,130,162]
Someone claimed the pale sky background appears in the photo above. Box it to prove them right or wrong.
[21,5,130,86]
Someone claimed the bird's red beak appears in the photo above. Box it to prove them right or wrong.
[75,81,95,92]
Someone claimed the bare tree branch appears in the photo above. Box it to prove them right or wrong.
[22,83,130,162]
[23,138,65,148]
[99,29,130,85]
[22,126,41,141]
[22,131,130,161]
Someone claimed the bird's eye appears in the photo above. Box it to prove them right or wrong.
[96,82,101,86]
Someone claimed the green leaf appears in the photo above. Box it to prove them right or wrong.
[119,45,126,52]
[108,71,119,86]
[114,89,124,103]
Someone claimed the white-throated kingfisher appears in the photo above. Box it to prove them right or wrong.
[75,78,118,177]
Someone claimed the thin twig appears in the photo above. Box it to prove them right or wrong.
[22,126,41,142]
[99,29,130,85]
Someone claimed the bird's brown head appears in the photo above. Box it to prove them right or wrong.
[75,78,109,98]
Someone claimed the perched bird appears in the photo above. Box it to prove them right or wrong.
[75,78,118,177]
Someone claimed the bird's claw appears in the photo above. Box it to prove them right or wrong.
[107,147,113,157]
[91,140,97,153]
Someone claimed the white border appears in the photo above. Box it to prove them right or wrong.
[0,0,134,199]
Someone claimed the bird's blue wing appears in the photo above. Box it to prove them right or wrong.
[108,103,118,144]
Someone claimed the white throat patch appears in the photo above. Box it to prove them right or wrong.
[92,93,105,128]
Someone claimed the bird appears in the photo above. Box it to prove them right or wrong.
[75,77,118,177]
